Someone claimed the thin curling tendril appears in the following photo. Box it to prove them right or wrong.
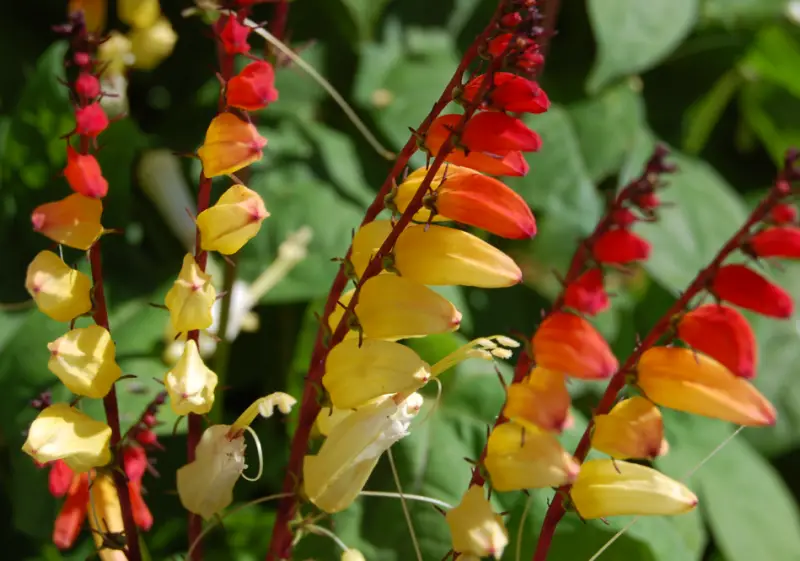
[240,425,264,483]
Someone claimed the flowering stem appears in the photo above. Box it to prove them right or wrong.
[264,3,511,558]
[531,152,800,561]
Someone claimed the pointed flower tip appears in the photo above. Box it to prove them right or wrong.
[165,339,218,416]
[532,312,618,380]
[592,397,668,460]
[463,72,550,114]
[197,184,268,254]
[75,102,109,138]
[750,226,800,260]
[31,194,103,250]
[712,264,793,319]
[65,146,108,198]
[564,268,609,316]
[197,113,267,178]
[227,60,278,111]
[47,325,122,399]
[164,254,217,333]
[504,367,571,433]
[593,229,651,265]
[446,486,509,560]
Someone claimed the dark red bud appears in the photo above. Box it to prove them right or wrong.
[75,72,101,100]
[770,203,797,225]
[611,208,637,227]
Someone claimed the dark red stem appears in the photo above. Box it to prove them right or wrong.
[269,0,290,40]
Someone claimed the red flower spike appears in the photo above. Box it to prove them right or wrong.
[220,15,251,55]
[463,72,550,114]
[636,192,660,210]
[488,33,544,71]
[226,60,279,111]
[53,473,89,550]
[124,445,149,484]
[750,227,800,259]
[500,12,523,28]
[75,72,100,100]
[611,208,637,227]
[74,103,108,138]
[564,269,609,315]
[770,203,797,225]
[73,52,91,68]
[677,304,757,379]
[64,145,108,198]
[712,264,793,319]
[593,229,651,264]
[48,460,74,498]
[129,481,154,531]
[135,429,158,447]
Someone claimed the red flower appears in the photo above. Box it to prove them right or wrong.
[219,15,251,55]
[75,103,108,138]
[564,268,609,315]
[770,203,797,225]
[532,312,618,380]
[611,208,637,227]
[750,227,800,259]
[226,60,278,111]
[711,264,793,319]
[635,192,660,210]
[75,72,100,100]
[593,229,651,264]
[49,459,74,497]
[677,304,757,379]
[462,72,550,114]
[487,33,544,71]
[64,146,108,198]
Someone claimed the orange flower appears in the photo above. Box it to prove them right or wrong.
[677,304,757,379]
[196,185,269,254]
[503,367,572,433]
[593,229,651,264]
[637,346,776,426]
[592,397,668,460]
[197,113,267,177]
[750,226,800,259]
[227,60,278,111]
[64,145,108,198]
[711,264,793,319]
[31,193,103,250]
[393,164,535,239]
[532,312,618,380]
[462,72,549,114]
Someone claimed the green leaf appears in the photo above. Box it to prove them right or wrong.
[742,26,800,99]
[702,0,789,25]
[95,118,148,227]
[270,43,329,121]
[740,80,800,166]
[682,69,744,155]
[339,0,393,43]
[587,0,699,92]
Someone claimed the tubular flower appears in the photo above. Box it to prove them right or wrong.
[226,60,278,111]
[64,145,108,198]
[197,113,267,177]
[770,203,797,225]
[165,339,218,415]
[350,221,521,288]
[25,250,92,322]
[22,404,112,473]
[328,275,462,341]
[637,347,776,426]
[570,460,697,519]
[593,229,651,264]
[446,485,509,560]
[129,17,178,70]
[592,397,668,460]
[219,14,251,55]
[303,393,423,513]
[118,0,160,28]
[75,102,109,138]
[196,184,269,254]
[51,465,90,549]
[487,33,544,72]
[177,392,296,519]
[563,268,609,316]
[532,312,618,380]
[462,72,549,114]
[425,113,534,176]
[711,264,793,319]
[47,325,122,399]
[503,367,572,433]
[750,226,800,259]
[87,472,133,561]
[164,254,217,333]
[31,193,104,250]
[393,164,536,239]
[315,406,354,437]
[484,422,579,491]
[677,304,757,379]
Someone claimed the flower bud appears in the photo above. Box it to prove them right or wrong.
[75,103,109,138]
[75,72,101,100]
[25,250,92,322]
[570,460,697,519]
[593,229,651,264]
[197,113,267,178]
[118,0,160,28]
[677,304,756,379]
[52,468,89,549]
[637,347,776,426]
[31,193,104,250]
[770,203,797,225]
[394,164,535,239]
[532,312,618,380]
[563,268,609,315]
[350,221,521,288]
[592,397,668,460]
[64,146,108,199]
[165,339,218,415]
[328,275,462,341]
[22,403,112,473]
[196,184,269,255]
[487,33,543,71]
[226,60,278,111]
[711,264,793,319]
[484,422,579,491]
[219,14,251,55]
[48,325,122,398]
[164,254,217,333]
[87,473,124,555]
[750,226,800,259]
[463,72,549,114]
[446,485,508,559]
[323,339,431,409]
[129,17,178,70]
[503,368,572,433]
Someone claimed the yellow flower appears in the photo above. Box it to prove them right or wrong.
[25,250,92,322]
[303,393,423,513]
[22,404,112,473]
[341,550,366,561]
[165,339,218,415]
[570,459,697,519]
[47,325,122,398]
[328,275,461,341]
[592,396,668,460]
[196,185,269,255]
[88,473,126,561]
[446,485,508,559]
[484,421,579,492]
[503,367,572,433]
[98,31,132,77]
[31,193,104,250]
[315,406,353,437]
[177,392,295,519]
[637,347,776,426]
[129,17,178,70]
[197,113,267,178]
[118,0,160,28]
[350,221,521,288]
[164,253,216,333]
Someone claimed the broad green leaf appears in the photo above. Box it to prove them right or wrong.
[683,69,744,155]
[740,80,800,166]
[95,119,148,227]
[339,0,393,43]
[742,26,800,99]
[587,0,698,92]
[702,0,789,24]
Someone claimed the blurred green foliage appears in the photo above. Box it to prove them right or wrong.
[2,0,800,560]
